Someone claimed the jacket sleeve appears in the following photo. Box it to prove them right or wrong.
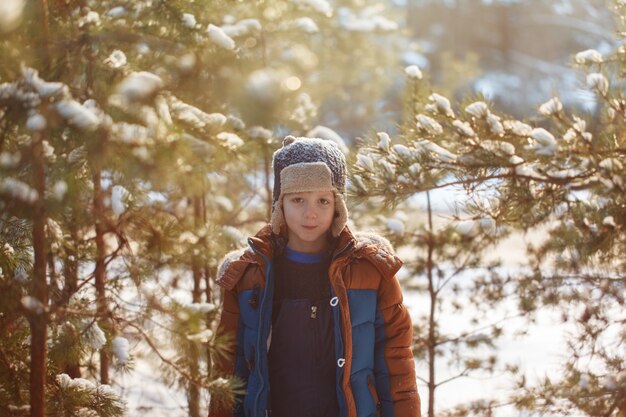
[375,273,421,417]
[208,287,246,417]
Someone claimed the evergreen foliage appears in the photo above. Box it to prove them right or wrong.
[352,2,626,416]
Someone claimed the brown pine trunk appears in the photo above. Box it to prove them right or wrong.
[30,0,51,413]
[188,195,204,417]
[30,132,48,417]
[426,192,436,417]
[93,170,109,384]
[192,195,204,304]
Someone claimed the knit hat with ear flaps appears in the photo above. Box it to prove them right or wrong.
[271,135,348,237]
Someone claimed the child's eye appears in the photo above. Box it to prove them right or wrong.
[291,197,303,204]
[319,198,331,205]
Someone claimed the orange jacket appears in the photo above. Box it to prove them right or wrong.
[209,225,420,417]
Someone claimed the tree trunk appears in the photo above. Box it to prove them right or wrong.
[192,195,204,304]
[188,194,204,417]
[30,0,51,413]
[426,192,436,417]
[30,132,48,417]
[93,170,109,384]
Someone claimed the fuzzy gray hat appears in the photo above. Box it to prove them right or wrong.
[271,135,348,237]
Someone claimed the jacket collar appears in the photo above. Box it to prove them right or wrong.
[216,225,402,290]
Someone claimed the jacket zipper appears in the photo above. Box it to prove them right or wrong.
[329,240,354,417]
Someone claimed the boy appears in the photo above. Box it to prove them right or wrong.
[209,136,420,417]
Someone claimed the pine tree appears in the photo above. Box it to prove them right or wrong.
[352,2,626,416]
[1,0,411,416]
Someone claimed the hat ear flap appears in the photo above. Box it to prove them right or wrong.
[332,193,348,237]
[271,197,285,235]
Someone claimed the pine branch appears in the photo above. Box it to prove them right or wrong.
[119,319,207,389]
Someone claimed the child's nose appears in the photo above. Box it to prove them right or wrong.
[303,204,317,218]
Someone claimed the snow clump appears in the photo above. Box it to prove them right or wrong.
[528,128,558,155]
[179,231,199,245]
[416,140,457,163]
[112,336,130,364]
[21,296,45,315]
[55,100,100,131]
[539,97,563,116]
[603,216,616,228]
[182,13,197,28]
[356,154,375,172]
[465,101,489,118]
[416,114,443,136]
[217,132,244,148]
[486,113,504,135]
[392,144,412,159]
[575,49,603,65]
[280,17,319,33]
[78,11,100,28]
[104,50,127,69]
[207,24,236,50]
[106,6,127,18]
[168,97,227,130]
[586,73,609,95]
[111,185,130,216]
[481,140,515,156]
[183,303,217,314]
[56,374,95,391]
[504,120,533,136]
[428,93,455,118]
[115,71,163,101]
[377,132,391,152]
[221,19,262,37]
[187,329,214,343]
[0,177,38,203]
[22,67,68,99]
[405,65,423,80]
[83,321,107,350]
[452,120,476,137]
[26,113,46,131]
[515,163,545,179]
[52,180,68,200]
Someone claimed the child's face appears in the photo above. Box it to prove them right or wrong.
[282,190,335,253]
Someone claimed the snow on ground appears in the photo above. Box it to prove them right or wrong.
[401,191,571,416]
[116,353,191,416]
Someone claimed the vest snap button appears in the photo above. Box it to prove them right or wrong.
[337,358,345,367]
[330,297,339,307]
